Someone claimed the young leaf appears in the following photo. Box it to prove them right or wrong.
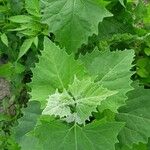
[1,33,8,47]
[116,83,150,148]
[42,77,116,124]
[17,38,34,60]
[41,0,112,53]
[33,36,38,48]
[9,15,33,23]
[29,37,86,107]
[29,117,124,150]
[81,49,134,112]
[42,90,74,119]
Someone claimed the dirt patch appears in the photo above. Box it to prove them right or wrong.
[0,78,10,100]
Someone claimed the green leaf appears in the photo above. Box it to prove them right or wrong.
[42,89,74,119]
[42,77,116,124]
[41,0,112,53]
[25,0,40,17]
[81,49,134,112]
[9,15,33,23]
[33,36,38,48]
[12,101,42,142]
[19,134,42,150]
[9,0,24,14]
[119,0,125,7]
[116,83,150,147]
[26,117,124,150]
[0,6,8,13]
[17,38,34,60]
[13,62,25,74]
[144,48,150,56]
[116,142,147,150]
[93,0,110,7]
[144,4,150,25]
[136,58,150,78]
[1,33,8,47]
[29,37,86,107]
[0,63,13,80]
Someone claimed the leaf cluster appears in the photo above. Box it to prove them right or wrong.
[0,0,150,150]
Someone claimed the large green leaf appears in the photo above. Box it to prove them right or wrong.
[12,101,42,142]
[41,0,112,53]
[81,49,134,112]
[19,135,42,150]
[29,37,86,107]
[116,83,150,148]
[12,101,42,150]
[116,143,147,150]
[24,117,124,150]
[42,77,116,124]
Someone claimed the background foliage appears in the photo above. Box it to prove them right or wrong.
[0,0,150,149]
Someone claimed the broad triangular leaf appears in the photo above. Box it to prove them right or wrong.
[81,49,134,112]
[42,77,116,124]
[29,37,86,107]
[116,83,150,148]
[28,117,124,150]
[41,0,112,53]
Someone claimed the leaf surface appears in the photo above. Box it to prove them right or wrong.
[12,101,42,150]
[1,33,8,46]
[119,0,125,7]
[31,117,124,150]
[9,15,33,23]
[25,0,40,17]
[42,90,74,119]
[43,77,116,124]
[17,38,34,60]
[13,101,42,142]
[29,37,86,107]
[81,49,134,112]
[41,0,112,53]
[116,83,150,148]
